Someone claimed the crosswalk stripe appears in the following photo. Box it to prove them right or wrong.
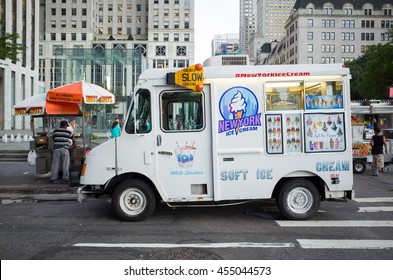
[73,242,295,248]
[297,239,393,249]
[355,197,393,203]
[358,206,393,212]
[276,220,393,227]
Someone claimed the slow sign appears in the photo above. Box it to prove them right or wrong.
[167,64,204,91]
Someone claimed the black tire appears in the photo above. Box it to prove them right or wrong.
[112,179,155,222]
[353,160,367,174]
[276,179,320,220]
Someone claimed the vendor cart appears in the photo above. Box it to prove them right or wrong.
[351,101,393,174]
[13,82,116,186]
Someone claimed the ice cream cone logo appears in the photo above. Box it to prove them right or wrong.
[229,91,247,135]
[218,86,261,136]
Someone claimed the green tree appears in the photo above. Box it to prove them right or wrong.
[0,32,26,61]
[347,29,393,100]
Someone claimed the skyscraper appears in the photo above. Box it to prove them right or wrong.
[240,0,257,55]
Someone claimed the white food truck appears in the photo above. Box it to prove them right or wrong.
[78,63,354,221]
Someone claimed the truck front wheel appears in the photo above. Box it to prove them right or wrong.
[277,179,320,220]
[112,179,155,222]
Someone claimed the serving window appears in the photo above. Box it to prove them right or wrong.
[305,81,343,110]
[266,82,304,111]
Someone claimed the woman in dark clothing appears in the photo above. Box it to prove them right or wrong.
[369,126,388,176]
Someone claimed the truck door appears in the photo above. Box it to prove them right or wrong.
[156,88,213,201]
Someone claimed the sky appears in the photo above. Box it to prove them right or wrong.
[194,0,240,63]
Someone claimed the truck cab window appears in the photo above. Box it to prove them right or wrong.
[266,81,304,111]
[125,89,151,134]
[161,90,204,132]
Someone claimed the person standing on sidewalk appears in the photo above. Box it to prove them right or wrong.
[370,126,388,176]
[50,120,73,184]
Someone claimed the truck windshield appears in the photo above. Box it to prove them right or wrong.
[125,89,151,134]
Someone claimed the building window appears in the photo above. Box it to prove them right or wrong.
[364,8,372,15]
[307,57,313,64]
[53,45,63,55]
[324,8,332,15]
[71,33,76,41]
[361,20,375,28]
[61,20,66,28]
[51,33,56,40]
[176,46,187,56]
[384,9,392,16]
[307,32,313,40]
[71,20,77,28]
[61,8,66,16]
[184,34,190,41]
[72,8,76,16]
[156,46,166,56]
[51,8,56,16]
[81,33,86,40]
[164,33,169,41]
[174,60,188,68]
[174,34,179,41]
[307,44,313,52]
[61,33,66,40]
[361,33,374,41]
[153,34,159,41]
[51,20,56,28]
[185,22,190,29]
[153,59,169,68]
[344,8,352,15]
[307,19,313,27]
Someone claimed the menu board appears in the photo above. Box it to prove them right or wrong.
[284,113,302,153]
[266,114,283,154]
[304,113,345,153]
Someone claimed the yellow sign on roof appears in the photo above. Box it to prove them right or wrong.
[174,64,204,91]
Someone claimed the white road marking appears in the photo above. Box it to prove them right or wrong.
[73,242,294,248]
[355,197,393,203]
[276,220,393,227]
[298,239,393,249]
[358,206,393,212]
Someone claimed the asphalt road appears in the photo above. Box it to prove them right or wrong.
[0,162,393,260]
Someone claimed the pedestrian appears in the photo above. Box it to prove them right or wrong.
[111,120,121,138]
[50,120,73,184]
[369,126,388,176]
[115,117,122,128]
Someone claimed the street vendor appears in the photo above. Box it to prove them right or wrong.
[50,120,73,184]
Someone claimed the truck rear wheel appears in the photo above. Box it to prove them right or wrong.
[112,179,155,222]
[353,159,366,174]
[277,179,320,220]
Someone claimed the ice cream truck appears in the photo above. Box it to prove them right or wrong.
[78,63,354,221]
